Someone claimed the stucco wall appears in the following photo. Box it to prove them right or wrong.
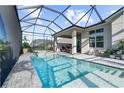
[111,12,124,49]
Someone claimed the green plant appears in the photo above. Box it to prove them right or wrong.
[119,39,124,54]
[21,42,33,53]
[104,49,115,57]
[119,39,124,49]
[22,42,30,48]
[22,36,30,48]
[22,36,33,53]
[23,36,29,42]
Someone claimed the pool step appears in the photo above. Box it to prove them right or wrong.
[53,63,72,72]
[56,70,89,87]
[113,71,122,77]
[92,70,124,87]
[67,69,88,79]
[108,70,116,74]
[119,72,124,78]
[83,72,115,88]
[67,70,80,78]
[98,68,124,78]
[62,79,89,88]
[62,70,124,88]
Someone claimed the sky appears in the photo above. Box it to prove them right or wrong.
[17,5,123,43]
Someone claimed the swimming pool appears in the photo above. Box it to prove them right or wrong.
[31,54,124,88]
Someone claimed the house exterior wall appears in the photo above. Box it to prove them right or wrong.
[84,23,112,54]
[55,23,112,54]
[111,12,124,49]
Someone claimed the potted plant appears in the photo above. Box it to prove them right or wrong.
[22,42,30,54]
[109,49,116,59]
[119,39,124,60]
[22,36,31,54]
[104,49,115,58]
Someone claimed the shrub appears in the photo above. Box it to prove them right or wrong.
[103,49,115,57]
[119,39,124,54]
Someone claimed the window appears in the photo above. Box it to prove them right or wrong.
[89,37,95,47]
[89,30,95,35]
[96,28,104,33]
[96,36,104,48]
[89,28,104,48]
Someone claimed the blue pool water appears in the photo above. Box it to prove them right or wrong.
[31,54,124,88]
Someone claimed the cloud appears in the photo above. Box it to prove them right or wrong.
[65,9,94,26]
[66,10,75,21]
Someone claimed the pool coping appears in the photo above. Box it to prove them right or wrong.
[2,53,41,88]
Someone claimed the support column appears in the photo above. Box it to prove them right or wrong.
[54,36,58,52]
[81,32,89,53]
[72,30,77,54]
[81,32,84,53]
